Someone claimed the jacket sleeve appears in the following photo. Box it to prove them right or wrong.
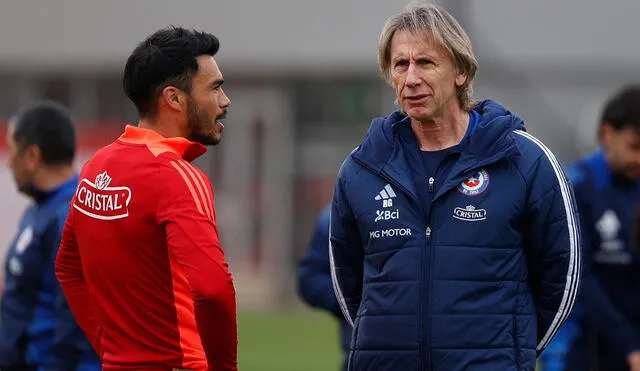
[522,146,581,355]
[570,184,640,359]
[46,210,99,370]
[55,199,103,356]
[297,205,342,317]
[329,165,364,327]
[157,161,237,371]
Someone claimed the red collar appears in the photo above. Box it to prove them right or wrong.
[117,125,207,162]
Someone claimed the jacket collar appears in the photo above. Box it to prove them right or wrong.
[117,125,207,162]
[351,100,523,200]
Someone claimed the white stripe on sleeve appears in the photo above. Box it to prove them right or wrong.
[328,210,355,327]
[515,130,581,351]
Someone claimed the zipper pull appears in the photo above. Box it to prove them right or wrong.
[428,177,435,192]
[425,227,432,239]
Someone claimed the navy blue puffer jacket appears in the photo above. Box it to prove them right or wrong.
[329,100,581,371]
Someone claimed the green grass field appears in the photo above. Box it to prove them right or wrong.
[238,309,343,371]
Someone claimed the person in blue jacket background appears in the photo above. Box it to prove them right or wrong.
[329,2,581,371]
[540,85,640,371]
[298,204,352,371]
[538,306,584,371]
[0,101,100,371]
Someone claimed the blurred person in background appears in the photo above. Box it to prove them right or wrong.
[0,101,100,371]
[55,27,237,371]
[297,204,352,371]
[329,2,581,370]
[540,85,640,371]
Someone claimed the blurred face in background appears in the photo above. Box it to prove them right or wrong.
[601,123,640,179]
[5,123,39,195]
[389,30,467,123]
[185,55,230,145]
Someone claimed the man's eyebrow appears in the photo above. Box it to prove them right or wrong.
[211,79,224,88]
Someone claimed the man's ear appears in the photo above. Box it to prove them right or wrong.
[23,144,42,170]
[455,68,468,88]
[160,86,187,112]
[599,122,613,146]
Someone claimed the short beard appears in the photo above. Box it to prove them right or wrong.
[186,96,219,146]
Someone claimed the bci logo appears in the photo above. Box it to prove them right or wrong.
[374,209,400,223]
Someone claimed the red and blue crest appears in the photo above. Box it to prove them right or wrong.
[457,169,490,196]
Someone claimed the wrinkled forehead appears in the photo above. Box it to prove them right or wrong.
[390,29,449,56]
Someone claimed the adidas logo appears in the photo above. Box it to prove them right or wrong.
[374,184,397,208]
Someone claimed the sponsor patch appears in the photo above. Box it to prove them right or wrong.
[453,205,486,222]
[74,171,132,220]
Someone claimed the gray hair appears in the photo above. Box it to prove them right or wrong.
[378,1,478,111]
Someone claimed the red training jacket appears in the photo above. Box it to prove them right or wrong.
[55,125,238,371]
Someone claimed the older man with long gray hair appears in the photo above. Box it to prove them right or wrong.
[329,2,581,370]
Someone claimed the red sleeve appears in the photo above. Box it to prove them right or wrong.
[55,200,103,355]
[158,161,238,371]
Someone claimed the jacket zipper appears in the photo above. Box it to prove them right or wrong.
[425,176,435,370]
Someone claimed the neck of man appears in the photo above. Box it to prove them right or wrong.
[411,100,469,152]
[31,165,75,193]
[138,113,186,139]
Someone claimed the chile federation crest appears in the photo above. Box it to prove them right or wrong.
[457,169,490,196]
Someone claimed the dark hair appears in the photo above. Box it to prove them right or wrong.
[11,100,76,166]
[600,84,640,131]
[123,26,220,117]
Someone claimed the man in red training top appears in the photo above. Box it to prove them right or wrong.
[55,26,236,371]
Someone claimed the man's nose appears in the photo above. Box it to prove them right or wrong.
[220,88,231,108]
[405,63,421,87]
